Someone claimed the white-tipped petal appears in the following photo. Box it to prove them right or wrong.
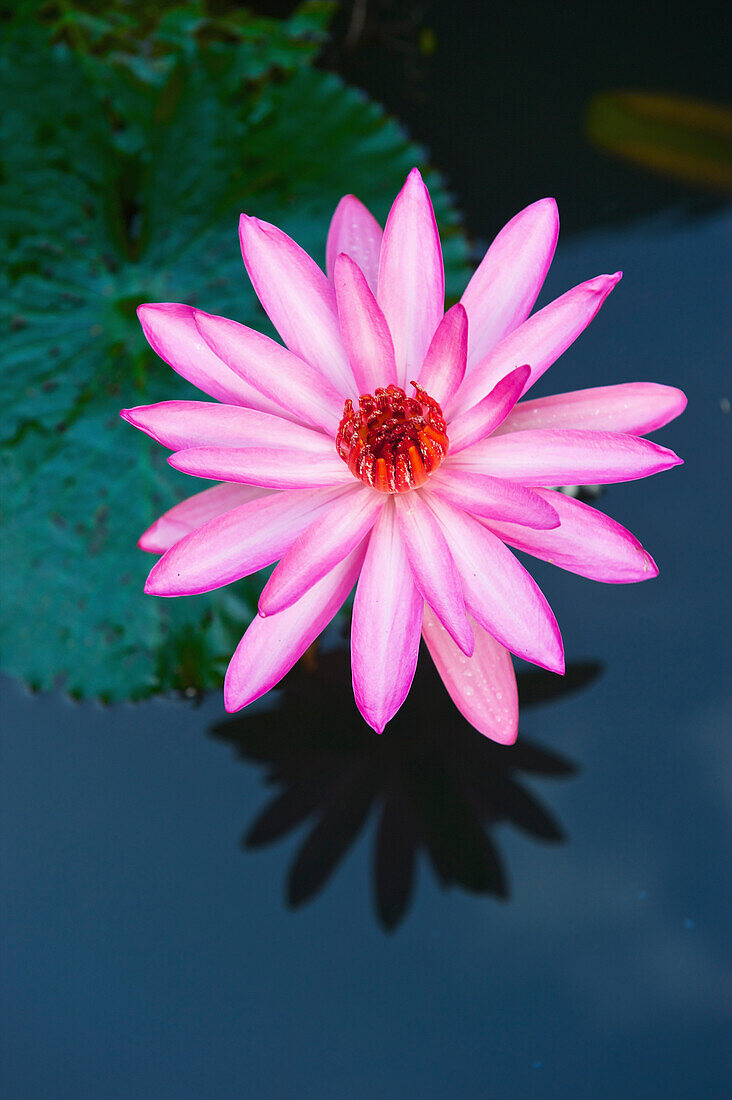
[121,401,333,453]
[377,168,445,389]
[145,486,349,596]
[351,502,423,733]
[260,487,384,615]
[137,303,284,415]
[193,309,345,434]
[395,492,474,656]
[422,606,518,744]
[138,484,273,554]
[225,544,367,712]
[239,214,355,393]
[326,194,383,293]
[449,272,622,417]
[334,253,398,393]
[461,197,559,369]
[498,382,688,436]
[449,428,683,485]
[423,492,565,674]
[484,489,660,583]
[428,468,560,529]
[416,303,468,408]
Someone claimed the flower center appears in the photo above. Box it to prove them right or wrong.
[335,382,449,493]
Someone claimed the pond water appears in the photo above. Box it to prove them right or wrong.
[2,3,730,1097]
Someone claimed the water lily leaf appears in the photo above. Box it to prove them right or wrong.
[0,21,469,700]
[586,91,732,192]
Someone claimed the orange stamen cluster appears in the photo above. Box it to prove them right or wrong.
[336,382,449,493]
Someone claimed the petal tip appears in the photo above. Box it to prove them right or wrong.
[544,631,566,676]
[190,308,209,337]
[137,301,185,324]
[491,721,519,747]
[659,445,684,469]
[541,502,562,530]
[137,531,159,554]
[143,573,161,596]
[333,251,359,281]
[136,302,156,322]
[587,271,623,296]
[534,195,560,225]
[354,692,388,736]
[669,387,688,419]
[223,663,251,713]
[223,684,245,714]
[238,213,259,251]
[136,303,157,333]
[644,551,660,579]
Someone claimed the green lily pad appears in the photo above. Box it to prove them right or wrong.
[586,90,732,192]
[0,14,469,700]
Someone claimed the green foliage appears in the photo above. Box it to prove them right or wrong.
[0,5,470,700]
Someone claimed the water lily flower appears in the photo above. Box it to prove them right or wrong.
[121,168,685,742]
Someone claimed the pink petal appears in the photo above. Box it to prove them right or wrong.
[326,195,383,293]
[497,382,688,436]
[394,492,474,656]
[447,365,530,454]
[138,484,272,554]
[193,309,344,435]
[334,254,398,393]
[449,428,682,485]
[137,303,286,416]
[224,544,367,713]
[239,214,354,393]
[461,197,559,370]
[484,489,659,582]
[120,401,333,453]
[351,501,423,733]
[144,486,348,596]
[415,303,468,408]
[259,486,384,615]
[423,492,565,674]
[377,168,445,389]
[428,468,560,529]
[422,606,518,744]
[448,272,622,418]
[169,445,351,490]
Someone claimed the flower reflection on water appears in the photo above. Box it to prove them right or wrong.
[122,168,685,742]
[211,650,600,930]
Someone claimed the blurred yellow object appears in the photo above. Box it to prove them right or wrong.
[585,91,732,192]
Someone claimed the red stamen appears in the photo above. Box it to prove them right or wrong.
[335,382,449,493]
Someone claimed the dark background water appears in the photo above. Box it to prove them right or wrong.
[2,2,731,1097]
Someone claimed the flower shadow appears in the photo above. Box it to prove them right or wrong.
[210,647,600,930]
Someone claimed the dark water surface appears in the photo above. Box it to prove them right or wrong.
[2,4,731,1098]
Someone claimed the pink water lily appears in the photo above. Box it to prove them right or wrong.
[121,168,685,742]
